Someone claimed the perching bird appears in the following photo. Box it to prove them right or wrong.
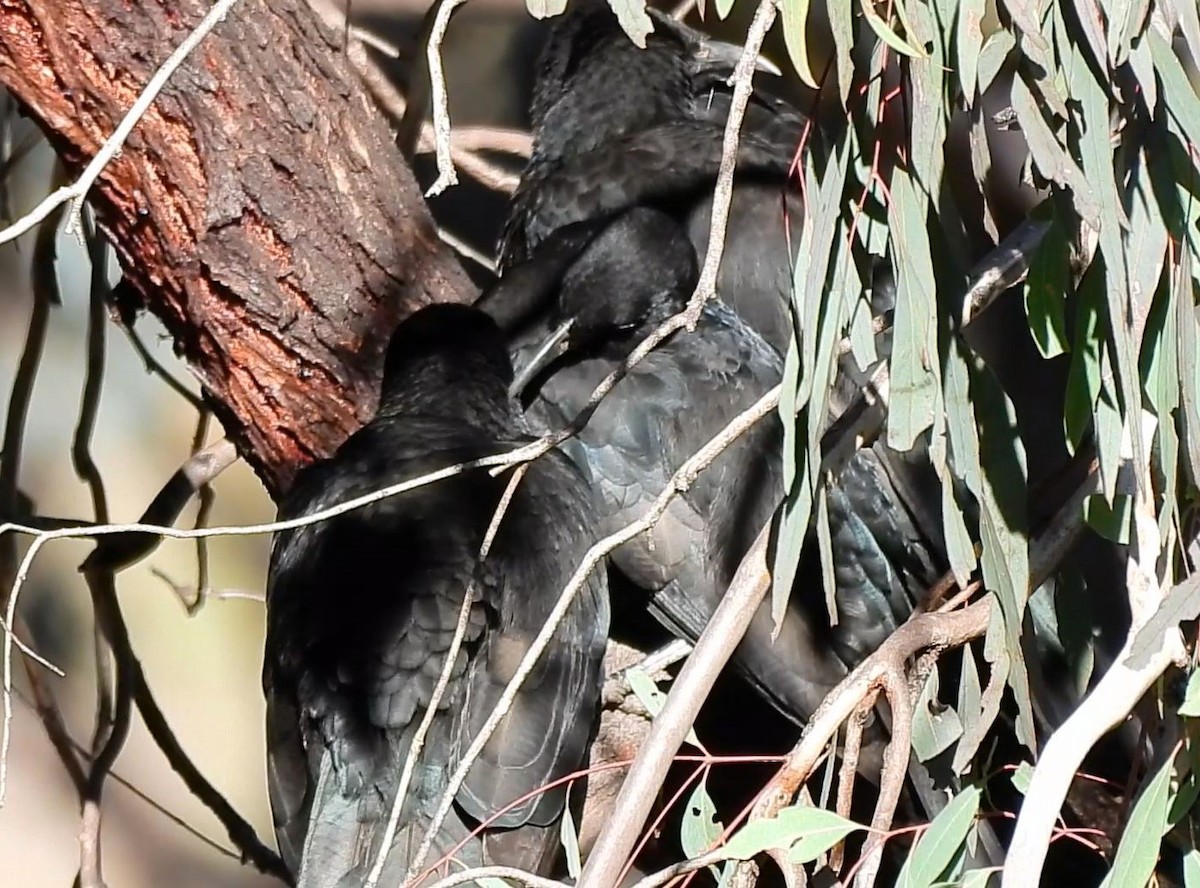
[478,208,940,763]
[263,303,609,888]
[501,0,807,354]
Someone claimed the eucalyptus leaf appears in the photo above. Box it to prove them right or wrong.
[896,786,982,888]
[1097,754,1173,888]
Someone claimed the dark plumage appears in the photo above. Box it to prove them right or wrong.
[478,209,941,772]
[263,304,609,888]
[500,0,806,354]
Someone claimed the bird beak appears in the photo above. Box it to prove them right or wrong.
[508,318,575,400]
[693,38,783,78]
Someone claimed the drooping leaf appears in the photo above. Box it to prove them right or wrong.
[1022,210,1070,359]
[1010,75,1101,226]
[896,786,982,888]
[1127,573,1200,670]
[722,806,863,862]
[969,356,1034,749]
[887,167,940,450]
[829,0,855,105]
[781,0,818,88]
[607,0,654,47]
[1185,850,1200,888]
[1097,753,1173,888]
[955,0,986,101]
[976,30,1015,96]
[626,667,704,748]
[560,785,582,879]
[860,0,929,58]
[1179,670,1200,718]
[1148,30,1200,152]
[1084,493,1133,544]
[681,775,725,881]
[526,0,568,18]
[912,668,965,762]
[954,601,1011,772]
[1064,268,1106,454]
[1010,761,1035,795]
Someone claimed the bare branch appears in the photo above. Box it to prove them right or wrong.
[684,0,781,326]
[424,0,470,197]
[0,198,62,805]
[578,528,771,888]
[1002,422,1183,887]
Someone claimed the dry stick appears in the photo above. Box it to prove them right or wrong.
[118,602,292,883]
[75,214,133,888]
[423,0,470,197]
[1002,426,1180,887]
[682,0,781,328]
[0,0,242,246]
[578,529,771,888]
[13,685,245,862]
[80,570,135,888]
[118,319,206,412]
[404,385,782,884]
[852,669,913,888]
[80,437,238,574]
[17,614,85,794]
[0,197,61,806]
[363,464,530,888]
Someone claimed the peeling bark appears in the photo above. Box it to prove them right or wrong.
[0,0,474,495]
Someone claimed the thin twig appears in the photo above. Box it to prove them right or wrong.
[683,0,781,327]
[404,386,782,883]
[1002,422,1182,887]
[578,529,771,888]
[17,615,85,793]
[80,437,238,574]
[118,316,206,411]
[123,608,291,882]
[0,196,62,805]
[424,0,470,197]
[76,212,132,888]
[852,670,912,888]
[364,464,529,888]
[0,0,243,245]
[14,687,244,862]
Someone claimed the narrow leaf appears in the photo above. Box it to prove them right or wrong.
[608,0,654,47]
[781,0,818,88]
[1098,754,1173,888]
[896,786,983,888]
[887,168,940,449]
[860,0,929,58]
[955,0,986,100]
[723,807,863,861]
[681,778,724,860]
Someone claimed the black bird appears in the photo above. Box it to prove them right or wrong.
[500,0,808,355]
[263,304,609,887]
[478,208,938,769]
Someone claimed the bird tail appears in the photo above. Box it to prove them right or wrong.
[296,753,483,888]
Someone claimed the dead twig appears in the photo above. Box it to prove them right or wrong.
[578,528,771,888]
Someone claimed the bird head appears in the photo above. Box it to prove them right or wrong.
[527,0,779,163]
[507,208,697,400]
[379,303,516,415]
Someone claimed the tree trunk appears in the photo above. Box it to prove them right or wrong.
[0,0,474,496]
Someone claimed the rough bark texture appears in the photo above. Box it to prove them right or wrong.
[0,0,474,495]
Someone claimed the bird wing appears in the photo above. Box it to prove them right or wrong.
[501,121,793,267]
[452,450,609,836]
[266,416,607,884]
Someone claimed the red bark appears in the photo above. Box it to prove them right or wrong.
[0,0,474,495]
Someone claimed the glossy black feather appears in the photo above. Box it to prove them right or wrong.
[264,304,609,887]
